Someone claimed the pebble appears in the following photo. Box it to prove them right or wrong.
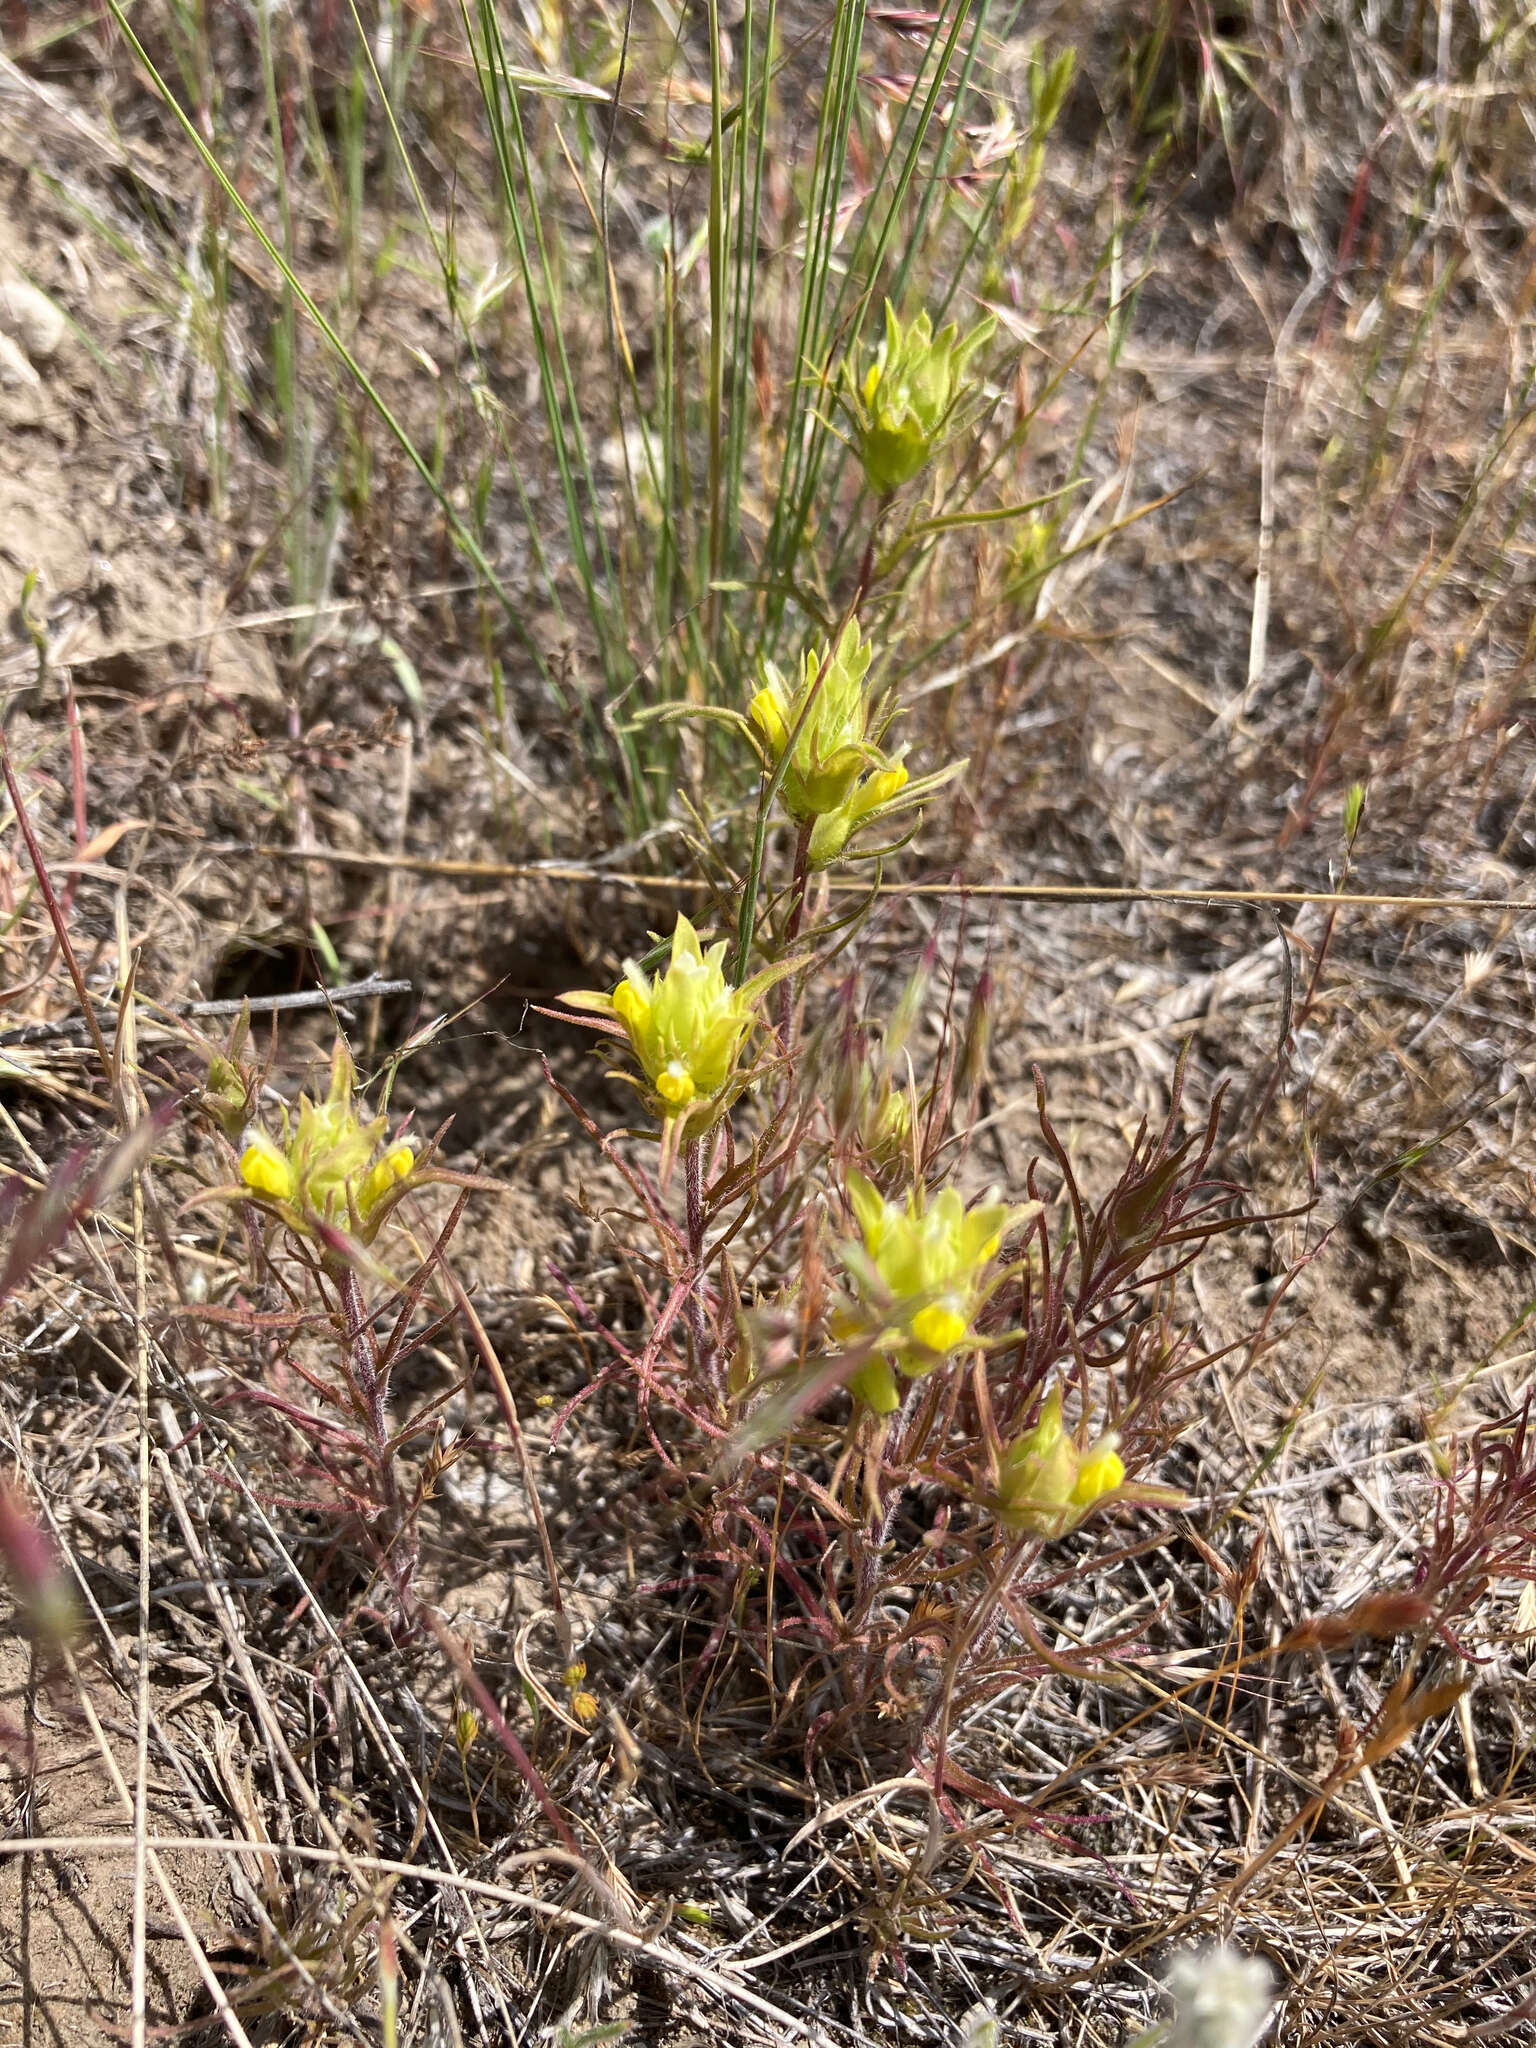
[0,330,41,390]
[0,277,66,364]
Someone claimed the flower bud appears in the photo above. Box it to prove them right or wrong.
[204,1053,251,1141]
[992,1387,1126,1534]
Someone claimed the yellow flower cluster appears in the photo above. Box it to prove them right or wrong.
[992,1386,1125,1535]
[748,618,913,869]
[563,914,797,1147]
[233,1040,416,1240]
[832,1171,1022,1414]
[843,300,995,496]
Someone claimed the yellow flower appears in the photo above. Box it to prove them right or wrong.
[834,1172,1022,1411]
[992,1386,1126,1535]
[911,1302,968,1352]
[1071,1441,1126,1507]
[749,617,897,822]
[843,300,995,495]
[232,1040,419,1239]
[563,915,798,1145]
[746,617,952,869]
[358,1142,415,1218]
[806,758,912,869]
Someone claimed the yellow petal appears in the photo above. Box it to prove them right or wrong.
[240,1134,295,1203]
[1071,1443,1125,1506]
[359,1142,414,1215]
[749,685,788,752]
[612,980,648,1032]
[911,1302,968,1353]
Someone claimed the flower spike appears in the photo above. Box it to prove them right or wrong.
[841,300,995,496]
[831,1172,1031,1412]
[563,914,799,1169]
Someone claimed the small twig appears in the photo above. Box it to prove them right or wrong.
[192,842,1536,913]
[0,975,413,1048]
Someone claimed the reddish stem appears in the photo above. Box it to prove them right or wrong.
[683,1138,720,1396]
[336,1262,414,1600]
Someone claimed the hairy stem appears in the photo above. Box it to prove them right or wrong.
[773,819,817,1180]
[918,1533,1032,1787]
[779,816,815,1039]
[683,1137,720,1396]
[337,1262,414,1600]
[855,1378,922,1619]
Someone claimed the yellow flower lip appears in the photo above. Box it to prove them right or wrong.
[1071,1440,1125,1507]
[911,1302,968,1353]
[655,1062,697,1107]
[359,1140,416,1217]
[239,1130,295,1203]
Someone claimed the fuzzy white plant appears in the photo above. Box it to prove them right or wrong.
[1160,1945,1275,2048]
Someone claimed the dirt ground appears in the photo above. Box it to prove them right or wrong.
[2,3,1536,2043]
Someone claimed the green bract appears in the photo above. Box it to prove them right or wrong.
[234,1040,417,1241]
[832,1171,1024,1413]
[843,300,995,496]
[563,915,798,1154]
[991,1386,1125,1536]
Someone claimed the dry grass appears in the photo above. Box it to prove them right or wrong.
[1,1,1535,2043]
